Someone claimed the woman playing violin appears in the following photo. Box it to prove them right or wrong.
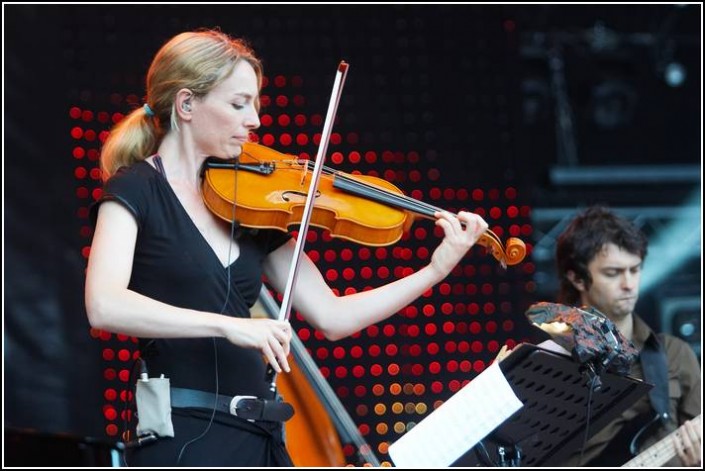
[85,29,488,467]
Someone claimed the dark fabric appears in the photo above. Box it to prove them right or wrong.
[93,161,292,466]
[560,314,701,467]
[125,409,293,467]
[640,334,671,421]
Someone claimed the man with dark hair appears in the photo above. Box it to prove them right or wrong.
[556,206,701,466]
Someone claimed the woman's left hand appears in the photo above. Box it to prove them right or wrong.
[430,211,488,277]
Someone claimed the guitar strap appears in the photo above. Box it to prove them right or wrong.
[639,333,670,423]
[625,332,670,456]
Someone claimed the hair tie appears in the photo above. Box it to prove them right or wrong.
[143,103,155,117]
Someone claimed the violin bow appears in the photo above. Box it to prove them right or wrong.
[268,61,349,392]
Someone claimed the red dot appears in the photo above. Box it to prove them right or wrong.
[350,346,363,358]
[274,75,286,87]
[117,349,131,362]
[104,407,118,421]
[469,322,481,334]
[383,324,395,337]
[105,424,119,436]
[352,366,366,378]
[333,347,346,359]
[335,366,348,378]
[260,114,273,127]
[118,369,131,382]
[431,381,443,393]
[295,133,308,146]
[279,133,292,146]
[486,321,498,333]
[331,152,344,164]
[275,95,288,107]
[316,347,329,360]
[442,322,455,334]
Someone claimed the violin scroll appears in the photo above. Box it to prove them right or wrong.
[504,237,527,266]
[477,233,527,269]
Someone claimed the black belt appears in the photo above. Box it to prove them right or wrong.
[170,387,294,422]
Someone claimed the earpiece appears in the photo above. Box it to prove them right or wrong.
[182,102,192,112]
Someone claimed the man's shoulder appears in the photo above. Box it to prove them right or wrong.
[658,332,700,365]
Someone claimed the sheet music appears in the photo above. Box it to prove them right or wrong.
[388,361,523,468]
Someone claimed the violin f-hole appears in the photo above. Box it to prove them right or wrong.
[282,190,321,202]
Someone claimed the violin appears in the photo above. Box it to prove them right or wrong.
[201,142,526,267]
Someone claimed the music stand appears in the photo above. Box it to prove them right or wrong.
[453,343,652,467]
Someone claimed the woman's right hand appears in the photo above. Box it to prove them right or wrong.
[224,318,292,373]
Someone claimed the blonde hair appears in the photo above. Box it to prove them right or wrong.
[100,29,262,179]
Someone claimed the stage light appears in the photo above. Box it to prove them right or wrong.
[590,79,637,129]
[664,61,686,87]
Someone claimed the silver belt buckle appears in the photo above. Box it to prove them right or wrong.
[229,395,257,418]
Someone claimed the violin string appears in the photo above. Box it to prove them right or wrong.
[251,155,506,254]
[332,172,507,253]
